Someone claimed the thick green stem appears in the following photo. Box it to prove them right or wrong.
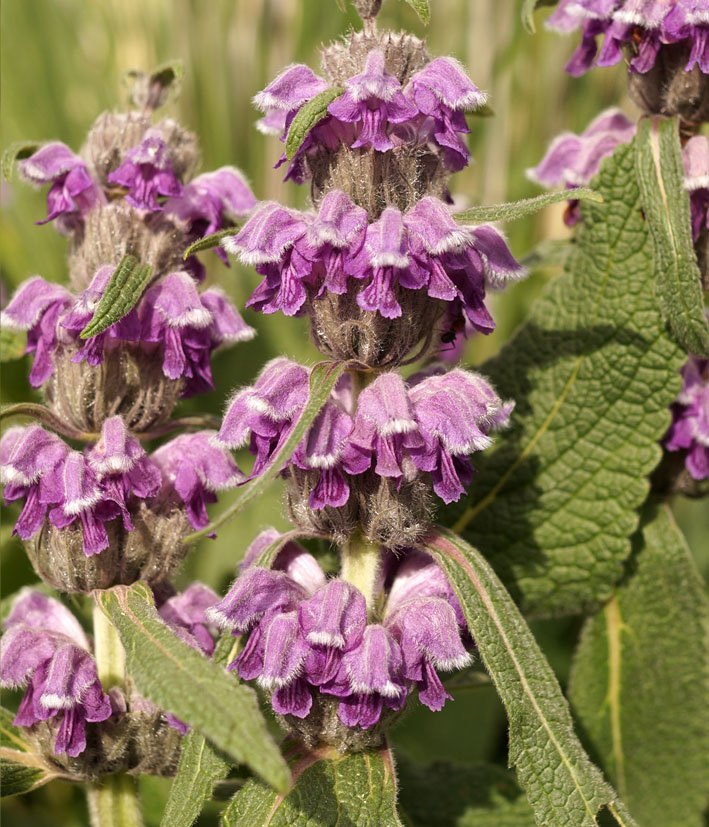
[340,531,381,615]
[87,775,144,827]
[93,602,126,691]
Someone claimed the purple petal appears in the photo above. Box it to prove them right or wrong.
[298,580,367,650]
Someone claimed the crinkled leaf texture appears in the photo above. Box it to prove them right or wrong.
[397,757,535,826]
[423,529,637,827]
[96,583,290,794]
[635,116,709,358]
[221,746,401,826]
[569,501,709,827]
[442,139,685,616]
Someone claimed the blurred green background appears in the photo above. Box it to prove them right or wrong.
[1,0,706,824]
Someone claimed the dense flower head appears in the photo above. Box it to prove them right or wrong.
[546,0,709,76]
[217,359,512,510]
[0,590,112,757]
[683,135,709,239]
[223,190,524,326]
[1,268,255,395]
[207,538,470,730]
[665,351,709,480]
[253,53,486,182]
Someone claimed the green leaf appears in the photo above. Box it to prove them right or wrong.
[521,0,558,33]
[285,88,344,160]
[397,758,535,826]
[400,0,430,24]
[0,327,27,362]
[569,501,709,827]
[443,139,686,616]
[635,116,709,357]
[161,730,232,827]
[423,529,637,827]
[454,188,602,225]
[184,227,239,259]
[2,141,41,181]
[0,707,57,797]
[80,254,153,339]
[0,402,97,440]
[96,583,290,793]
[222,746,402,826]
[184,361,348,544]
[519,238,573,272]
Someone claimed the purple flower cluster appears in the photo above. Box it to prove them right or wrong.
[665,351,709,479]
[529,109,709,237]
[216,358,511,507]
[207,537,470,728]
[0,590,113,757]
[0,419,241,555]
[224,190,524,324]
[1,269,255,394]
[254,52,486,182]
[547,0,709,76]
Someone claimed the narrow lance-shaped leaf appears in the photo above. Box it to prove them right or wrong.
[441,139,685,616]
[184,360,348,544]
[2,141,41,181]
[635,116,709,357]
[285,87,344,160]
[80,254,153,339]
[222,746,402,827]
[96,583,290,794]
[423,529,637,827]
[454,187,602,224]
[400,0,430,25]
[184,227,240,259]
[569,501,709,827]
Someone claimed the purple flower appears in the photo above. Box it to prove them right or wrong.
[159,583,220,657]
[404,58,486,171]
[1,425,69,540]
[208,545,470,728]
[253,64,329,130]
[0,277,74,387]
[18,142,104,232]
[107,130,183,211]
[683,135,709,239]
[0,590,112,757]
[327,50,418,152]
[665,352,709,480]
[150,431,243,532]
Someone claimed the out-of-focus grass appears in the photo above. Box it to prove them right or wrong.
[1,1,706,823]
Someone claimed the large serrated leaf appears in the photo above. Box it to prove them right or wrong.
[635,116,709,357]
[397,758,535,826]
[221,746,402,826]
[423,529,637,827]
[96,583,290,794]
[454,187,601,225]
[80,254,153,339]
[442,139,685,616]
[285,88,344,160]
[569,502,709,827]
[184,361,347,544]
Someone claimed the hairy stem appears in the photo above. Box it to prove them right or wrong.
[86,774,144,827]
[340,531,381,615]
[93,602,126,691]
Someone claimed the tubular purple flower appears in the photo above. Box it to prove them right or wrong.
[683,135,709,238]
[0,590,112,757]
[18,142,104,231]
[253,64,329,120]
[665,352,709,480]
[151,431,243,532]
[107,129,183,211]
[159,583,220,656]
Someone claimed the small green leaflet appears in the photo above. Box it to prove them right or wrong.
[397,758,535,826]
[2,141,41,182]
[454,187,601,225]
[285,88,344,160]
[96,583,290,793]
[0,707,60,797]
[222,746,402,826]
[0,327,27,362]
[184,360,347,544]
[401,0,430,25]
[569,502,709,827]
[423,529,637,827]
[635,116,709,358]
[80,254,153,340]
[184,227,239,259]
